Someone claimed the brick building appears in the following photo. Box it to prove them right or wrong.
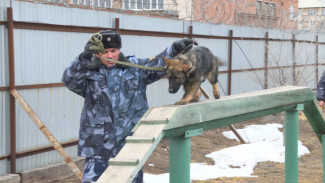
[188,0,298,30]
[24,0,298,30]
[298,0,325,31]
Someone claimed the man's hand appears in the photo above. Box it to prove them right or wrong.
[171,39,198,57]
[83,42,96,59]
[82,33,106,59]
[319,100,325,109]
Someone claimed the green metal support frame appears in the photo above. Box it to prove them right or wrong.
[169,128,202,182]
[97,86,325,183]
[163,86,325,183]
[169,136,191,183]
[323,135,325,183]
[284,105,302,183]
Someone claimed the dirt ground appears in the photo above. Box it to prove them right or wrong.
[60,112,323,183]
[143,112,323,183]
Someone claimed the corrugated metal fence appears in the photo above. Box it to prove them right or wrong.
[1,0,325,176]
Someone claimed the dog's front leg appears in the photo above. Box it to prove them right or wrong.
[175,81,201,105]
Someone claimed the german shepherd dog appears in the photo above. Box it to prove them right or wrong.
[163,46,220,105]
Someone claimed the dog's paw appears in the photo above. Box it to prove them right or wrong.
[175,100,189,105]
[214,93,220,99]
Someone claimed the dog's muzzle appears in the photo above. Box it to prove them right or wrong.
[169,88,177,93]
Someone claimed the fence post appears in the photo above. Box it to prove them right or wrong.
[189,25,193,40]
[292,34,296,85]
[7,7,17,174]
[169,136,191,183]
[228,30,233,95]
[115,18,120,32]
[285,104,302,183]
[316,35,319,84]
[264,32,269,89]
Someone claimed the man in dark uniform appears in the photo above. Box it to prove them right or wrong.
[62,30,196,183]
[317,71,325,109]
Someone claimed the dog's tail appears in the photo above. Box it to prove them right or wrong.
[214,55,226,66]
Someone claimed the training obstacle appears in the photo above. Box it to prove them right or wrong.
[96,86,325,183]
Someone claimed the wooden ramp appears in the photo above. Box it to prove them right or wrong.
[96,85,325,183]
[96,106,179,183]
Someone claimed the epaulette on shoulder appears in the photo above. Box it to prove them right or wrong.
[126,55,135,59]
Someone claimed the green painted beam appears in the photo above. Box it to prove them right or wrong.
[164,86,314,138]
[164,104,299,138]
[304,100,325,142]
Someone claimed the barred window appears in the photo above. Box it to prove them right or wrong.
[263,2,268,16]
[100,0,112,8]
[308,10,316,15]
[124,0,163,10]
[269,3,275,17]
[256,1,262,15]
[290,5,295,20]
[65,0,112,8]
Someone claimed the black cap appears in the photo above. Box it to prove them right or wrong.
[99,30,122,49]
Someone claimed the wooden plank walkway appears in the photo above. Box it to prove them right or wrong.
[96,106,179,183]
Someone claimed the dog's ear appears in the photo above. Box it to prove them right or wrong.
[163,57,173,66]
[182,64,192,73]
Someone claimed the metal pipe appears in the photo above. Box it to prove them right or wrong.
[264,32,269,89]
[228,30,233,95]
[115,17,120,32]
[316,35,319,84]
[0,139,78,160]
[7,7,17,174]
[169,136,191,183]
[1,20,323,44]
[292,34,296,85]
[285,109,299,183]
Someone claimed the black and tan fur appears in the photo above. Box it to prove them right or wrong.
[163,46,220,105]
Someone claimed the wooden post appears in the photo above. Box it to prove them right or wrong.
[10,89,83,181]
